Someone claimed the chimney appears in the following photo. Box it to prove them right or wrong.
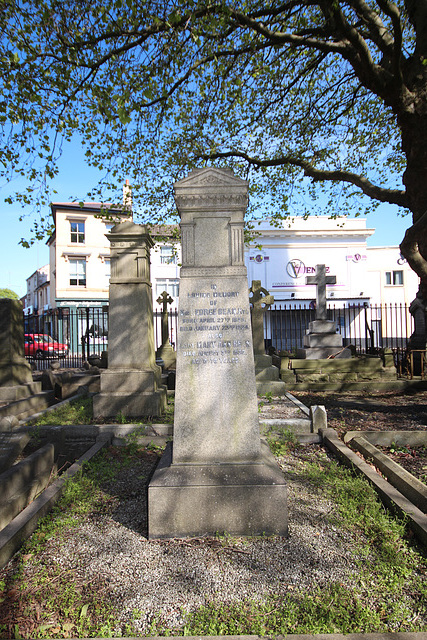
[123,179,132,215]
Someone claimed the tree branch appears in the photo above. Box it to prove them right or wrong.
[198,149,408,207]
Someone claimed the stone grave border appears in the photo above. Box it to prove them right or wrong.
[321,428,427,547]
[1,394,427,570]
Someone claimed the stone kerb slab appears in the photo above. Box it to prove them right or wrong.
[149,168,288,538]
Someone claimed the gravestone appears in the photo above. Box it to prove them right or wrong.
[93,221,167,417]
[408,288,427,374]
[0,299,33,388]
[297,264,350,359]
[148,168,288,538]
[155,291,176,370]
[249,280,286,395]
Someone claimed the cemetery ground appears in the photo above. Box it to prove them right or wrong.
[0,392,427,638]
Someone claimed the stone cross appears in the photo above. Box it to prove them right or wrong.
[157,291,173,346]
[249,280,274,356]
[306,264,336,321]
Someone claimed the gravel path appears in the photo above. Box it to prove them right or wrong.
[2,445,358,636]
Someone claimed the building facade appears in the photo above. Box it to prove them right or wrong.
[23,264,50,315]
[48,202,129,312]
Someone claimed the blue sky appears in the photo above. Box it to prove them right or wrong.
[1,142,412,299]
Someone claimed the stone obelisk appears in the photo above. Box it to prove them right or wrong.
[148,168,287,538]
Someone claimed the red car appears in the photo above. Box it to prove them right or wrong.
[24,334,68,358]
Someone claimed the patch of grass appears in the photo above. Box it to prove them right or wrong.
[26,393,175,427]
[148,583,386,636]
[302,455,427,627]
[0,443,156,639]
[28,396,93,426]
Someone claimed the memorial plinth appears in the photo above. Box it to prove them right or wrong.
[148,168,287,538]
[93,221,166,418]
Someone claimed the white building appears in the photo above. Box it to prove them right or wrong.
[23,265,50,315]
[244,217,418,306]
[246,217,374,307]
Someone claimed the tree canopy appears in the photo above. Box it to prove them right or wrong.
[1,1,427,291]
[0,288,20,300]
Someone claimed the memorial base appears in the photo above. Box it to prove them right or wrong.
[254,354,286,395]
[148,440,288,539]
[93,369,167,418]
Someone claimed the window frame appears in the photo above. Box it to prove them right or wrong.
[70,220,85,244]
[69,258,87,287]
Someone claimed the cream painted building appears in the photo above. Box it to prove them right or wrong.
[48,202,129,311]
[366,246,419,305]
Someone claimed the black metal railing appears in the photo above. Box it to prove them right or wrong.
[24,302,416,372]
[24,306,179,370]
[263,302,414,355]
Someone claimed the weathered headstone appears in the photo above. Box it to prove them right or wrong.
[93,221,167,417]
[249,280,286,394]
[0,299,33,389]
[155,291,176,370]
[148,168,287,538]
[297,264,350,359]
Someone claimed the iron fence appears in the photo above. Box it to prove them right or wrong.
[24,302,415,371]
[264,302,414,355]
[24,306,179,370]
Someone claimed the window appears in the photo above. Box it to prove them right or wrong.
[104,258,111,286]
[160,245,177,264]
[70,221,85,244]
[385,270,403,285]
[156,279,179,297]
[69,259,86,286]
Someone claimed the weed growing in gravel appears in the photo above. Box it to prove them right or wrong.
[267,427,299,456]
[146,450,427,637]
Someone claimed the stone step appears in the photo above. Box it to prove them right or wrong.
[0,382,42,403]
[0,390,55,423]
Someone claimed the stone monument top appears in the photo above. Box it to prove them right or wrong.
[306,264,336,322]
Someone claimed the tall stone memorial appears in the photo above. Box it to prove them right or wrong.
[93,221,167,417]
[148,168,287,538]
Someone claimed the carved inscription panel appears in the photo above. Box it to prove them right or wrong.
[179,284,251,366]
